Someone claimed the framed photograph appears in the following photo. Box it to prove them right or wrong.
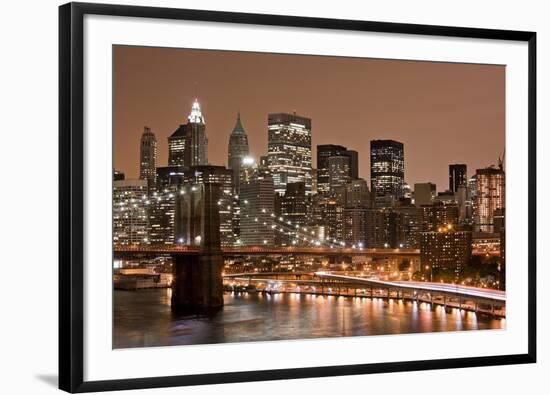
[59,2,537,392]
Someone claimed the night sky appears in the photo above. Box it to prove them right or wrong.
[113,45,504,190]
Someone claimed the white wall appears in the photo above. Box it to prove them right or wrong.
[1,0,546,394]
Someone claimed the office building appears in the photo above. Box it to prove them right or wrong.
[239,170,275,246]
[420,227,472,279]
[419,201,459,232]
[168,124,187,167]
[328,155,351,195]
[280,182,307,245]
[267,112,312,195]
[113,179,149,245]
[370,139,404,200]
[414,182,436,207]
[139,126,157,189]
[474,167,505,232]
[449,164,467,193]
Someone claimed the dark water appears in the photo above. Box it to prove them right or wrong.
[113,289,505,349]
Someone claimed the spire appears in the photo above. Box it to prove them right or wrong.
[232,112,246,135]
[187,98,205,124]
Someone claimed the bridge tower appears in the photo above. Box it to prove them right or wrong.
[171,182,224,312]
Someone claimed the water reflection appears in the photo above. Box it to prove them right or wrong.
[114,289,505,349]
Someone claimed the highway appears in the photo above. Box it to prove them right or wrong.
[314,272,506,302]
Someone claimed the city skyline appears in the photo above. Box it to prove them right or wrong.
[114,45,505,189]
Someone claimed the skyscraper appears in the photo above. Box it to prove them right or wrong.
[139,126,157,189]
[317,145,346,196]
[227,113,250,195]
[449,164,467,193]
[281,182,307,245]
[316,145,358,196]
[184,99,208,167]
[113,179,149,245]
[239,171,275,246]
[168,124,187,167]
[370,140,404,201]
[327,155,350,195]
[475,167,505,233]
[267,112,312,196]
[344,150,359,180]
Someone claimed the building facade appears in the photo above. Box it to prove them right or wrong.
[113,179,149,245]
[370,139,404,201]
[239,172,275,246]
[414,182,436,207]
[474,167,505,233]
[420,228,472,279]
[327,155,351,196]
[449,164,467,193]
[168,124,187,167]
[139,126,157,189]
[267,112,312,196]
[419,201,459,232]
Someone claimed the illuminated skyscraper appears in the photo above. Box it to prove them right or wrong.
[239,169,275,246]
[267,112,312,195]
[227,113,250,195]
[168,124,187,167]
[475,167,505,233]
[328,155,350,195]
[184,99,208,167]
[281,182,307,245]
[113,179,149,245]
[139,126,157,189]
[370,139,404,201]
[449,164,467,193]
[317,145,358,196]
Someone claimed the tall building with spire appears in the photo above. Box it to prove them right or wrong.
[139,126,157,189]
[227,112,250,195]
[184,99,208,167]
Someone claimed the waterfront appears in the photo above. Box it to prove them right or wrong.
[113,289,505,349]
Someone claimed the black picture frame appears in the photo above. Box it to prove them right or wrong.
[59,2,537,393]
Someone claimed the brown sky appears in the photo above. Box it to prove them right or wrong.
[113,45,504,190]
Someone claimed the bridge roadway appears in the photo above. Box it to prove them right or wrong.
[223,271,505,305]
[114,245,420,257]
[114,245,497,257]
[314,272,506,304]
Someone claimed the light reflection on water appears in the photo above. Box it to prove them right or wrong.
[113,289,505,349]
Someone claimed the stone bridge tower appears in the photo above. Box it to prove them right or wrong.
[171,182,224,312]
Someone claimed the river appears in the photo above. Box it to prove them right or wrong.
[113,289,504,349]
